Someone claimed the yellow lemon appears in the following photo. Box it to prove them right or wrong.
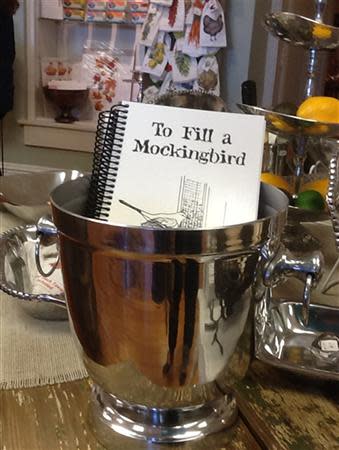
[312,24,332,40]
[260,172,292,194]
[300,178,329,199]
[296,96,339,124]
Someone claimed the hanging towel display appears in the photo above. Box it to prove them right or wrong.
[193,54,220,95]
[200,0,226,48]
[138,0,226,100]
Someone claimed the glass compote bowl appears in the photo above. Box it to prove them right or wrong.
[43,81,89,124]
[264,11,339,50]
[264,0,339,98]
[237,104,339,253]
[237,104,339,195]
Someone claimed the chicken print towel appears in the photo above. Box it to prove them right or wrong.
[200,0,226,48]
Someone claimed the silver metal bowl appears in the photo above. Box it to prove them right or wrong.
[0,224,67,321]
[0,170,83,223]
[255,297,339,381]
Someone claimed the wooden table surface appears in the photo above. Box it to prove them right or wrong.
[1,360,339,450]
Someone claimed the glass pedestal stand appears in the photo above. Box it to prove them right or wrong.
[238,0,339,377]
[266,0,339,292]
[264,0,339,98]
[237,103,339,195]
[239,0,339,281]
[238,103,339,258]
[253,0,339,188]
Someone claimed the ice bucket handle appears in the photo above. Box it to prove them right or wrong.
[35,216,59,278]
[263,246,324,325]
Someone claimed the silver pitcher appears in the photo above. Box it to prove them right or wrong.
[49,176,322,446]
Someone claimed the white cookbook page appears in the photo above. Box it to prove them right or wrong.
[104,101,265,229]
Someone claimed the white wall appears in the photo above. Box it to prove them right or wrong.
[220,0,256,111]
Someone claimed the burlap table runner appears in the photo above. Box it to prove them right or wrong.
[0,210,87,389]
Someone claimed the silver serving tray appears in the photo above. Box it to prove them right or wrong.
[255,296,339,380]
[0,225,67,321]
[264,12,339,50]
[237,103,339,138]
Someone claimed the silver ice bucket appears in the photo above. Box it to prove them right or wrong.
[49,176,322,446]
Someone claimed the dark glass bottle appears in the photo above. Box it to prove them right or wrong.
[324,13,339,99]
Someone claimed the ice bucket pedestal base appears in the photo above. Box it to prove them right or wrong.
[88,385,238,445]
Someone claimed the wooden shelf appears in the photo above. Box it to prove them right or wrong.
[19,118,96,152]
[39,17,140,29]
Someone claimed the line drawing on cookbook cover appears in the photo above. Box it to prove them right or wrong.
[118,199,188,228]
[178,177,210,229]
[118,176,227,228]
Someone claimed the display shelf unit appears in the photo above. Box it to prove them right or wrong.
[240,0,339,195]
[20,0,141,152]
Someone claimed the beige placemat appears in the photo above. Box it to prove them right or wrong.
[0,209,88,389]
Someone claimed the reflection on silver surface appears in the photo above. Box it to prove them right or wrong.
[255,295,339,380]
[264,12,339,50]
[48,177,320,444]
[0,170,83,223]
[89,385,237,444]
[35,216,59,278]
[263,242,323,328]
[288,205,329,224]
[0,225,67,320]
[237,104,339,138]
[321,256,339,294]
[266,215,339,378]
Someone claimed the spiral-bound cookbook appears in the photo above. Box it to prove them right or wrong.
[87,101,266,228]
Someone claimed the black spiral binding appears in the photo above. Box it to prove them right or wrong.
[86,103,129,220]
